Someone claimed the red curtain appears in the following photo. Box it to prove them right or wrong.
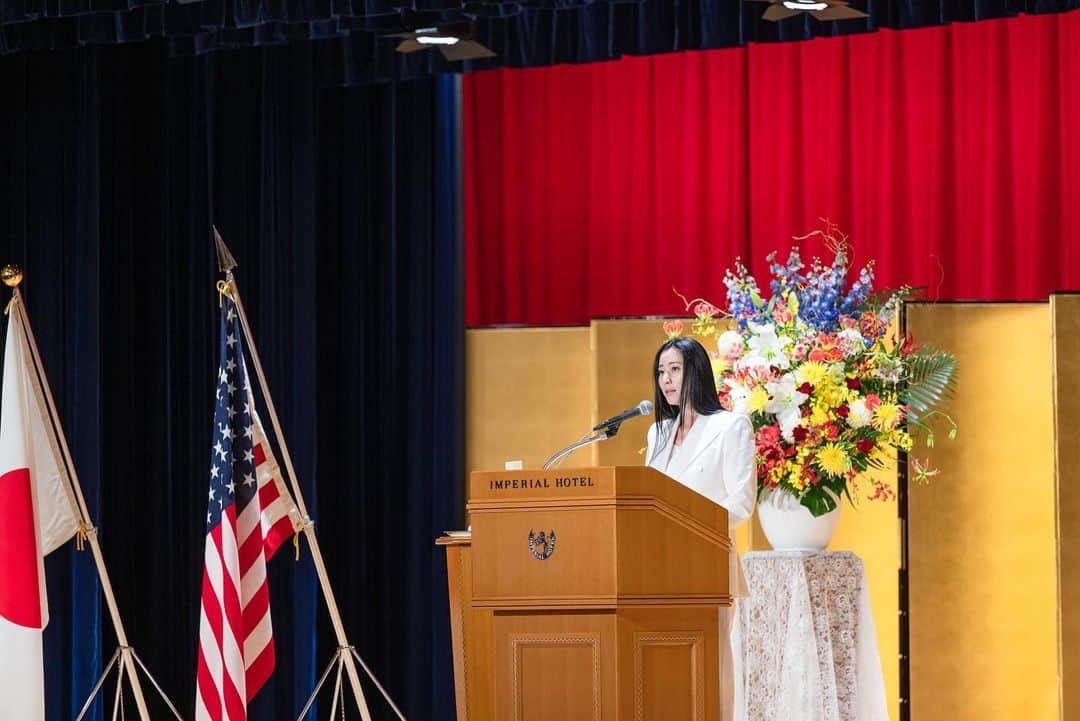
[464,11,1080,326]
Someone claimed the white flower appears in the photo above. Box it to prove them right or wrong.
[765,373,808,418]
[777,408,803,444]
[846,398,873,429]
[717,330,746,361]
[874,356,903,383]
[837,328,865,357]
[746,322,792,369]
[724,378,752,415]
[734,353,770,373]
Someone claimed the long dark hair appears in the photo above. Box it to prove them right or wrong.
[651,337,722,457]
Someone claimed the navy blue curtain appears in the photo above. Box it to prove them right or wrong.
[0,0,1077,75]
[0,39,463,721]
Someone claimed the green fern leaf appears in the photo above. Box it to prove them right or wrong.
[901,348,957,427]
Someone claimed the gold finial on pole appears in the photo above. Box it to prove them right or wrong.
[2,264,24,288]
[3,265,23,314]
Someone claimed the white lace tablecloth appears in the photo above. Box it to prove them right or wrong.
[738,551,889,721]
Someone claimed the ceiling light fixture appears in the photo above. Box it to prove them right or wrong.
[389,21,495,61]
[751,0,869,22]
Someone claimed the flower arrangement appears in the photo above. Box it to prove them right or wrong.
[669,223,957,517]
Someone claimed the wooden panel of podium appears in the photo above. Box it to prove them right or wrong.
[437,466,731,721]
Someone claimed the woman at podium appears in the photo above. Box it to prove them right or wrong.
[645,337,756,721]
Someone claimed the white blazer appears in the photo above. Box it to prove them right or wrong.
[645,410,756,597]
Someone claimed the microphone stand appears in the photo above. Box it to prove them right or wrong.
[542,423,621,470]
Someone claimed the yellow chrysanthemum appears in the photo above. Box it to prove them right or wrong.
[747,386,770,413]
[796,361,830,387]
[809,404,831,426]
[815,443,852,476]
[818,382,848,409]
[872,402,903,431]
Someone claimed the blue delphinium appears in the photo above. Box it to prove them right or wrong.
[796,251,849,332]
[840,261,875,315]
[722,238,876,334]
[724,259,765,330]
[768,249,806,298]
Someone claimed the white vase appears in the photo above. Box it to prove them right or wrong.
[756,488,841,551]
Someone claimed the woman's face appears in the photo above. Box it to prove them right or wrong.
[657,347,685,407]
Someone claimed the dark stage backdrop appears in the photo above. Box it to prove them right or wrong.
[3,0,1079,77]
[464,10,1080,325]
[0,40,464,721]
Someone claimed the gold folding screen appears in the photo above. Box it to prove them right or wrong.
[466,326,594,473]
[905,303,1059,721]
[1054,295,1080,721]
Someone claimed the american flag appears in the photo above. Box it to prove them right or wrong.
[196,296,299,721]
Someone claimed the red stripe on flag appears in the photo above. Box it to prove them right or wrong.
[222,668,246,721]
[237,529,263,578]
[200,566,224,651]
[218,507,248,721]
[256,481,280,510]
[240,584,270,634]
[262,515,294,560]
[244,640,275,704]
[196,646,222,721]
[252,443,266,467]
[0,467,42,628]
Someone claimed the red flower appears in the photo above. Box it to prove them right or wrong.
[869,480,897,502]
[693,301,720,318]
[809,333,844,363]
[758,424,780,445]
[845,377,861,390]
[856,438,875,454]
[835,404,850,418]
[823,423,839,441]
[899,333,923,357]
[798,382,813,395]
[860,311,886,338]
[792,426,808,443]
[663,320,684,337]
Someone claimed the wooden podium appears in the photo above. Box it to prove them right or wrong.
[437,466,732,721]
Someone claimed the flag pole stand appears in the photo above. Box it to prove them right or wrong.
[74,645,185,721]
[213,230,404,721]
[2,268,186,721]
[295,647,407,721]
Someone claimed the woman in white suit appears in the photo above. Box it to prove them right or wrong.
[645,337,756,721]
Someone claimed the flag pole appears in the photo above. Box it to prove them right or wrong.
[212,230,378,721]
[1,266,183,721]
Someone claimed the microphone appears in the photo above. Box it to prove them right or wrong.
[592,400,653,432]
[543,400,655,469]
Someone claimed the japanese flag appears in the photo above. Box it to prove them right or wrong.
[0,302,80,721]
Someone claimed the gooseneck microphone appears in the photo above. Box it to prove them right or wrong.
[543,400,654,470]
[592,400,654,432]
